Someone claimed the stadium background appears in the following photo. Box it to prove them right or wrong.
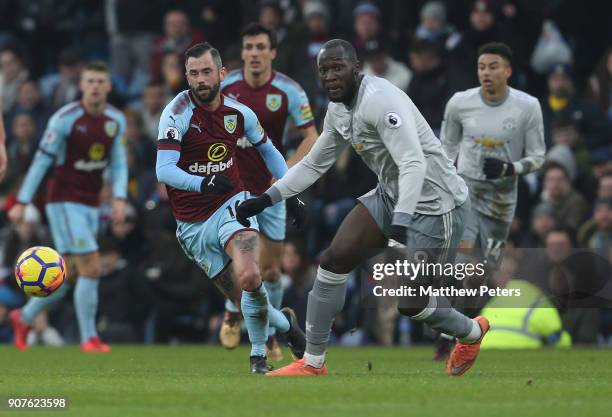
[0,0,610,347]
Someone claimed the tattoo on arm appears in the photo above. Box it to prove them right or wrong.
[235,233,257,253]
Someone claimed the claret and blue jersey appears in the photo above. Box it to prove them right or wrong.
[17,101,128,207]
[156,90,288,223]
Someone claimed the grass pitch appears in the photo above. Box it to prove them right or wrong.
[1,345,611,417]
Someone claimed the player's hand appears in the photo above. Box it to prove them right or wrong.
[0,143,7,182]
[286,196,307,229]
[201,174,233,195]
[8,203,26,224]
[389,224,408,247]
[236,194,273,227]
[483,158,515,179]
[111,198,127,223]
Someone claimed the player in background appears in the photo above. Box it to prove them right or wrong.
[155,42,305,373]
[441,43,545,270]
[236,39,489,377]
[219,23,318,358]
[0,100,7,182]
[8,62,128,353]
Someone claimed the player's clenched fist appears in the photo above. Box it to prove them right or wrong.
[201,174,233,195]
[236,194,272,227]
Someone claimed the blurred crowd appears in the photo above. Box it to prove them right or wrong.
[0,0,610,347]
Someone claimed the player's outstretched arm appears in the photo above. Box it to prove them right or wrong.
[254,139,288,180]
[286,125,318,168]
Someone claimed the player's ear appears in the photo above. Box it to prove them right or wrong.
[353,60,362,76]
[219,66,227,81]
[506,65,512,80]
[270,48,277,61]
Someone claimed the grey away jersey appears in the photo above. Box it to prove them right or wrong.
[267,75,468,226]
[441,87,545,222]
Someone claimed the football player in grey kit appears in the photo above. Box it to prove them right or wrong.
[441,42,545,266]
[236,39,490,377]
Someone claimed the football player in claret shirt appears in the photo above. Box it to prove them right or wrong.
[9,62,128,353]
[155,42,306,373]
[219,22,318,358]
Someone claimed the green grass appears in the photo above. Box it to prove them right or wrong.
[0,346,611,417]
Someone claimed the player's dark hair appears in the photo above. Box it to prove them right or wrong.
[241,22,277,49]
[478,42,512,65]
[185,42,223,69]
[83,60,110,74]
[320,39,358,64]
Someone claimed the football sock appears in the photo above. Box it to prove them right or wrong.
[410,295,477,340]
[21,282,71,325]
[241,284,269,357]
[264,280,283,337]
[304,267,348,367]
[224,298,240,313]
[74,276,99,343]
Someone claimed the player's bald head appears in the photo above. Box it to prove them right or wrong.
[317,39,358,66]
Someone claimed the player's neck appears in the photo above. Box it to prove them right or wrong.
[193,93,222,112]
[244,68,272,89]
[82,100,106,117]
[480,85,509,105]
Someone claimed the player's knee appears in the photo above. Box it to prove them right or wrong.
[237,268,262,292]
[261,264,281,282]
[320,247,354,274]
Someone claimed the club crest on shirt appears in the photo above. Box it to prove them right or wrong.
[89,143,106,161]
[104,120,118,137]
[266,94,282,112]
[502,117,517,131]
[224,115,237,134]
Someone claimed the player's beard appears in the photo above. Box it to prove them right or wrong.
[192,82,220,104]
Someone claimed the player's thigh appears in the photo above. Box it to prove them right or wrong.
[259,234,283,282]
[45,202,99,257]
[321,201,387,274]
[256,199,286,242]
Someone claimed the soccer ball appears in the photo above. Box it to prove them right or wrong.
[14,246,67,297]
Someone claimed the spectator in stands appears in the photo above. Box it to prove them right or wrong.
[8,113,37,172]
[258,0,308,83]
[8,80,48,139]
[414,1,453,48]
[550,115,597,200]
[542,64,610,152]
[123,111,156,205]
[522,202,556,248]
[586,46,612,122]
[280,240,316,330]
[138,82,168,143]
[578,198,611,257]
[150,10,205,82]
[362,40,411,91]
[158,51,188,97]
[39,48,81,112]
[407,39,451,133]
[540,162,590,234]
[0,46,29,114]
[352,2,384,58]
[105,0,164,95]
[446,0,509,90]
[598,173,612,199]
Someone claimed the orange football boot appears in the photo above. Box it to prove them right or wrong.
[81,336,112,353]
[447,316,490,376]
[10,309,31,352]
[265,358,328,377]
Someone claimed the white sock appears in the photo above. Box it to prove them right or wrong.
[304,352,326,368]
[458,319,482,344]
